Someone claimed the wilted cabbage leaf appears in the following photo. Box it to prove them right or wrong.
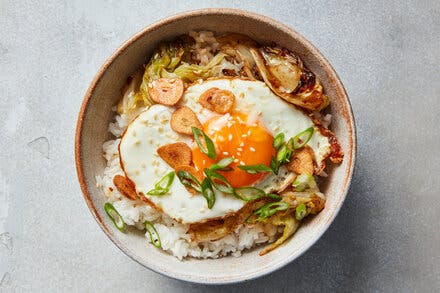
[188,216,236,242]
[167,52,234,82]
[282,191,326,215]
[257,191,326,255]
[138,39,240,104]
[139,41,188,105]
[250,46,329,111]
[217,33,260,79]
[259,213,300,255]
[116,69,148,121]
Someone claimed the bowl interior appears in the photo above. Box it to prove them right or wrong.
[75,9,355,284]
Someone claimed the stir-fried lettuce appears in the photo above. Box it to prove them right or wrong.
[116,69,147,121]
[250,46,329,111]
[119,33,330,117]
[217,33,260,79]
[259,213,300,255]
[166,52,235,82]
[139,41,189,105]
[139,38,240,104]
[257,191,325,254]
[218,34,330,110]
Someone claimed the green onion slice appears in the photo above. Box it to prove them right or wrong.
[155,171,175,190]
[147,189,168,196]
[273,133,285,149]
[209,157,234,171]
[292,174,317,192]
[192,127,217,159]
[285,138,294,161]
[266,193,282,201]
[147,171,175,195]
[276,138,295,166]
[276,144,288,163]
[204,168,234,194]
[254,201,290,222]
[270,157,279,175]
[176,170,202,193]
[238,164,272,174]
[104,202,126,232]
[292,127,314,149]
[144,221,161,248]
[295,203,307,221]
[201,178,215,209]
[234,187,266,201]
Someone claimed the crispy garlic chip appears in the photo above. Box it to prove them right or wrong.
[147,78,184,106]
[157,142,192,169]
[113,175,137,200]
[198,87,235,114]
[170,106,203,135]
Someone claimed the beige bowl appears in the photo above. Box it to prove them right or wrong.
[75,8,356,284]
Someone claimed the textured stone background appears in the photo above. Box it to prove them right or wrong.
[1,0,439,292]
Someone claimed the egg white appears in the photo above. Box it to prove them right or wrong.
[120,79,331,224]
[119,104,244,224]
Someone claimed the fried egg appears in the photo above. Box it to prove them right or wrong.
[119,79,332,224]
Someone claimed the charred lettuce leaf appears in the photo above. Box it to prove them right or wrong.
[259,213,300,255]
[139,38,239,104]
[217,33,261,79]
[116,69,147,121]
[258,192,325,255]
[250,46,330,111]
[165,52,232,82]
[139,40,187,104]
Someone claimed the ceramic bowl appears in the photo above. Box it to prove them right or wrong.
[75,8,356,284]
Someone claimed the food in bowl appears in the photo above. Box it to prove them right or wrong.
[96,31,343,260]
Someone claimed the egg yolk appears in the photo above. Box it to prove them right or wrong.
[192,112,275,187]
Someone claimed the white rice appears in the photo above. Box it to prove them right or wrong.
[189,31,242,75]
[189,31,219,65]
[96,112,279,260]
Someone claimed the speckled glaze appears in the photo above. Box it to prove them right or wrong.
[75,8,356,284]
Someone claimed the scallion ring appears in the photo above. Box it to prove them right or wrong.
[276,143,288,163]
[254,201,290,222]
[234,187,266,201]
[144,221,161,248]
[273,133,285,149]
[177,170,202,193]
[154,171,175,190]
[292,127,314,149]
[201,178,215,209]
[295,203,307,221]
[238,164,272,174]
[146,189,168,196]
[192,127,217,159]
[147,171,175,195]
[104,202,126,232]
[270,157,279,175]
[203,168,234,194]
[285,138,294,162]
[266,193,282,201]
[209,157,234,171]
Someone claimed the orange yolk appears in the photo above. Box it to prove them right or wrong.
[192,112,276,187]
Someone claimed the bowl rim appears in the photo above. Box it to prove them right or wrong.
[75,8,356,285]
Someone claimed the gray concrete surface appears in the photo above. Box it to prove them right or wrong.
[1,0,439,292]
